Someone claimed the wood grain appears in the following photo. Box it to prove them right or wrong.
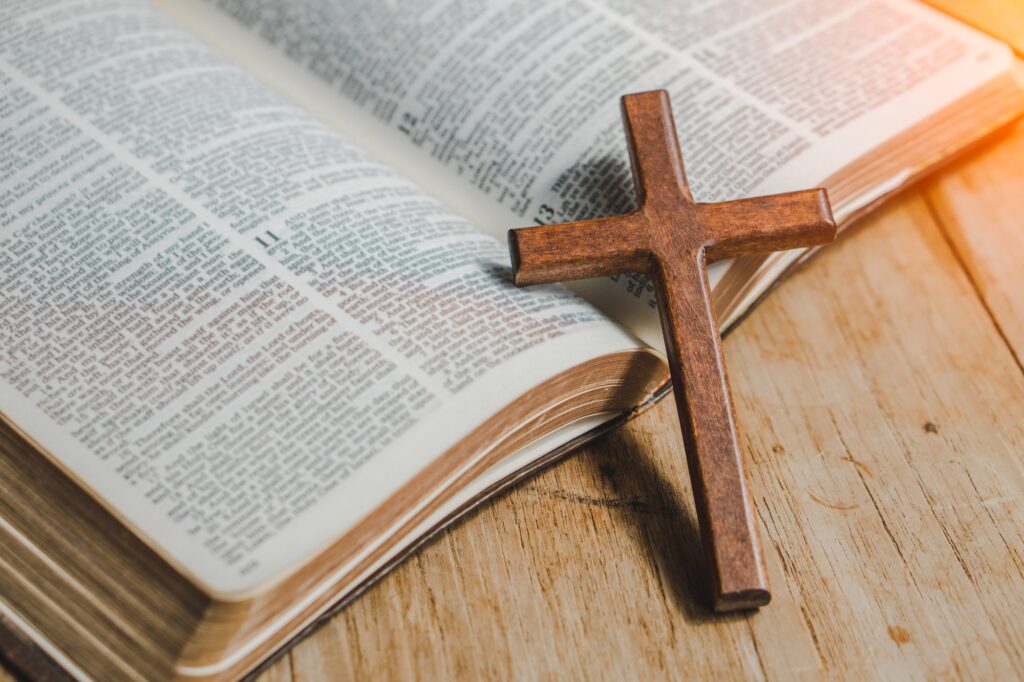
[925,121,1024,364]
[510,90,835,610]
[257,132,1024,680]
[254,657,292,682]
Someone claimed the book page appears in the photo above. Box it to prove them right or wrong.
[175,0,1012,347]
[0,0,647,594]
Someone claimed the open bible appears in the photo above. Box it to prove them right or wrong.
[1,0,1022,679]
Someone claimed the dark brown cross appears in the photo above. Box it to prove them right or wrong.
[508,90,836,612]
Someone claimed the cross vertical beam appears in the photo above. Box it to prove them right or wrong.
[653,251,768,609]
[508,90,836,612]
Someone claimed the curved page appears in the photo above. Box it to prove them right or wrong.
[0,0,648,595]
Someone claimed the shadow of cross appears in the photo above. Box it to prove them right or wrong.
[508,90,837,612]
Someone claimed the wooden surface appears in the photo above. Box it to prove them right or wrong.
[245,120,1024,679]
[510,90,835,610]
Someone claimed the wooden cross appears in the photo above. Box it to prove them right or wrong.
[508,90,836,612]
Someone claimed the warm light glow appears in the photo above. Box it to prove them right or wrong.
[925,0,1024,54]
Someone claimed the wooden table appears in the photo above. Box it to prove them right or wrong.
[4,5,1024,681]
